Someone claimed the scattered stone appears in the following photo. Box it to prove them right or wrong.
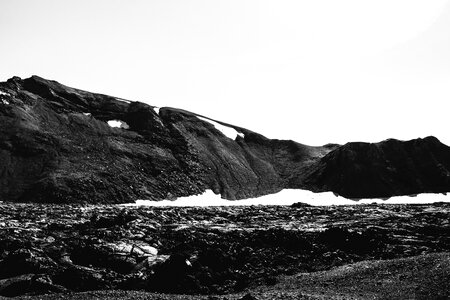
[148,253,200,293]
[0,248,58,279]
[89,211,138,228]
[104,241,158,257]
[0,202,449,296]
[132,255,170,273]
[52,265,110,292]
[0,274,66,297]
[239,293,259,300]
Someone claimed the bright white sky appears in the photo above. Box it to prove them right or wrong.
[1,0,450,146]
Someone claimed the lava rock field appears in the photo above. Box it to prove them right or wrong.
[0,202,449,297]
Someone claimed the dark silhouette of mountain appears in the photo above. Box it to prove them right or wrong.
[303,137,450,199]
[0,75,449,203]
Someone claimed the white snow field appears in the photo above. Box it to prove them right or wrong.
[125,189,450,207]
[197,116,243,140]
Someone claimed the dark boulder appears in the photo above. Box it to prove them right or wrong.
[0,274,66,297]
[147,253,201,294]
[52,265,113,292]
[319,227,385,254]
[0,248,58,279]
[291,202,312,208]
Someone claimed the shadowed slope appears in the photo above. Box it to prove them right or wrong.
[0,76,330,203]
[304,137,450,199]
[1,75,450,203]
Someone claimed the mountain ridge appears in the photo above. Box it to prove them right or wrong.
[1,75,449,203]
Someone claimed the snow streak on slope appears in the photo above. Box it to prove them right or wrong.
[197,116,243,140]
[115,97,131,104]
[125,189,450,207]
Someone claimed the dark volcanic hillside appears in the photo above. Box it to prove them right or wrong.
[0,76,331,203]
[1,75,450,203]
[303,137,450,199]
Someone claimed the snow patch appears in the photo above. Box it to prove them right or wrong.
[125,189,450,207]
[1,99,9,105]
[83,112,91,116]
[115,97,131,104]
[197,116,242,140]
[153,107,160,115]
[0,91,10,96]
[107,120,130,129]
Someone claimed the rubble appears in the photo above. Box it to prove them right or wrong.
[0,202,449,296]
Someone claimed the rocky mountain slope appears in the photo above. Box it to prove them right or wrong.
[1,75,450,203]
[302,136,450,199]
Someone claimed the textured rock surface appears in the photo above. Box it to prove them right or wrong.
[0,75,333,203]
[304,137,450,199]
[0,202,449,297]
[1,75,450,203]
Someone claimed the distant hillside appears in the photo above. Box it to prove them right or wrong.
[303,137,450,199]
[0,75,449,203]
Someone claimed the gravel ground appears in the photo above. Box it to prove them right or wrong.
[8,252,450,300]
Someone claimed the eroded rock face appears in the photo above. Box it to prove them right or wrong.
[1,75,450,203]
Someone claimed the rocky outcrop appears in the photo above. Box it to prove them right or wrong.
[303,137,450,199]
[1,75,450,203]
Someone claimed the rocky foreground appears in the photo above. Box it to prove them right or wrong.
[0,202,449,299]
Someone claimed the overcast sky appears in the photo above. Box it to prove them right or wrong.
[1,0,449,146]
